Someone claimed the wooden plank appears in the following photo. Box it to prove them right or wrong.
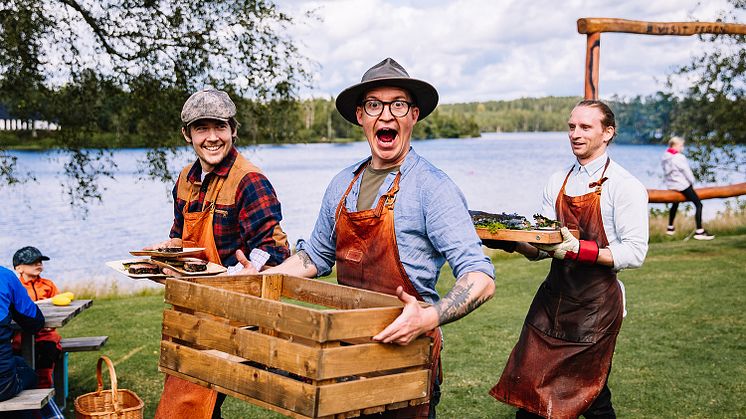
[60,336,108,352]
[280,276,402,309]
[176,275,263,296]
[261,275,284,337]
[319,338,430,379]
[323,307,404,341]
[160,367,314,419]
[316,370,429,417]
[159,340,317,417]
[577,17,746,36]
[475,228,579,244]
[0,388,54,411]
[162,310,323,378]
[165,279,331,341]
[36,299,92,328]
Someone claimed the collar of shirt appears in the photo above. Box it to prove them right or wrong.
[574,152,609,178]
[186,146,239,183]
[345,147,419,210]
[18,274,41,286]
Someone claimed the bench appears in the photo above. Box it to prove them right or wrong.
[0,388,54,411]
[53,336,109,409]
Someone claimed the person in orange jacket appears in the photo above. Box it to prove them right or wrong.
[11,246,62,389]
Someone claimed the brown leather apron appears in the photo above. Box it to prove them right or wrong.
[490,159,623,419]
[155,174,226,419]
[335,165,442,419]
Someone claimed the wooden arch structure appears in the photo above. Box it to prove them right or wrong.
[576,17,746,203]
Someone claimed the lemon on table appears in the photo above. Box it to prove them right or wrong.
[60,292,75,301]
[52,295,71,306]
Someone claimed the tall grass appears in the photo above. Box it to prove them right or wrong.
[649,198,746,242]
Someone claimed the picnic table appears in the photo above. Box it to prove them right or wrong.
[19,299,94,367]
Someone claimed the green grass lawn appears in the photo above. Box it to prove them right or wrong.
[60,235,746,418]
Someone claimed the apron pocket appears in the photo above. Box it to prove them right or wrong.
[527,284,602,343]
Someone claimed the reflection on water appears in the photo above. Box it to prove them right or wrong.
[1,133,742,290]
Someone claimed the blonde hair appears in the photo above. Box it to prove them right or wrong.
[668,136,685,148]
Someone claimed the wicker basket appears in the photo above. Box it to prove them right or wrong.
[74,355,144,419]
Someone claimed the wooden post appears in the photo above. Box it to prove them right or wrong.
[577,18,746,100]
[584,32,601,100]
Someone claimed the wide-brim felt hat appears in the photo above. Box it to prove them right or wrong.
[335,58,439,126]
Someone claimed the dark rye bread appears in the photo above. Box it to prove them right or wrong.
[183,260,207,272]
[128,263,160,275]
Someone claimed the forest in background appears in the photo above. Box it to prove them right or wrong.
[4,90,739,148]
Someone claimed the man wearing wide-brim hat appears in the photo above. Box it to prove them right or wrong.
[265,58,496,417]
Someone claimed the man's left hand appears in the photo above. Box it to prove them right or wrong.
[232,249,259,275]
[535,227,599,264]
[372,286,438,345]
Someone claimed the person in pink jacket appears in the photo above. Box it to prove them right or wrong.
[661,136,714,240]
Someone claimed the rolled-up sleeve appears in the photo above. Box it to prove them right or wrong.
[423,175,494,280]
[608,178,649,271]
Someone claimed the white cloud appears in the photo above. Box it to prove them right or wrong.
[278,0,741,103]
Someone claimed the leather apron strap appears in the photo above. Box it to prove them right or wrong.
[335,166,441,418]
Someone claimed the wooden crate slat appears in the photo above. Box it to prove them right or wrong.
[319,338,430,379]
[279,275,402,309]
[178,275,263,295]
[324,308,403,341]
[162,310,323,378]
[166,279,330,341]
[315,370,429,417]
[159,340,317,417]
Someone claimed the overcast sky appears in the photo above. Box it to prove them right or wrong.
[276,0,742,103]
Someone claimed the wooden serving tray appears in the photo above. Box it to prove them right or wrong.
[106,259,167,280]
[150,257,227,276]
[130,247,205,258]
[476,228,579,244]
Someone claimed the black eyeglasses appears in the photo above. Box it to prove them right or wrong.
[361,100,415,117]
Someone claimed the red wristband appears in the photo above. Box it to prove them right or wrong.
[576,240,600,264]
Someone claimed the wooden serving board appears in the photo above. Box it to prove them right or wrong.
[476,228,579,244]
[130,247,205,258]
[150,257,227,276]
[106,259,167,280]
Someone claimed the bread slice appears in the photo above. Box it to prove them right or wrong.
[128,263,161,275]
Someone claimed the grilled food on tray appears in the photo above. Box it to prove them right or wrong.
[470,210,560,232]
[127,262,161,275]
[156,246,183,253]
[183,260,207,272]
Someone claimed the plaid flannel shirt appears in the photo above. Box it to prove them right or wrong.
[169,147,290,267]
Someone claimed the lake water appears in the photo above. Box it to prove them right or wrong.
[1,133,743,291]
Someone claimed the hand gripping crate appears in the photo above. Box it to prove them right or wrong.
[158,274,433,418]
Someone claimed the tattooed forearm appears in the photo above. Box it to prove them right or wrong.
[433,275,492,327]
[297,250,314,269]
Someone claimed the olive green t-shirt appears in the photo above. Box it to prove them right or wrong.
[356,165,400,211]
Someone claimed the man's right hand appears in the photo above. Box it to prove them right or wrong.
[482,239,517,253]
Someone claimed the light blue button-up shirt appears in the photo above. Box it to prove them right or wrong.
[302,148,495,304]
[541,152,649,271]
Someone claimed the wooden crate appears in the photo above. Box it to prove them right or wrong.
[158,275,433,418]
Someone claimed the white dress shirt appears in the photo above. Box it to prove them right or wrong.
[541,152,649,272]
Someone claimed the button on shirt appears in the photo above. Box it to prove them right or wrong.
[541,153,649,271]
[302,148,495,304]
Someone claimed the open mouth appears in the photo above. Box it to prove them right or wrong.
[376,128,398,144]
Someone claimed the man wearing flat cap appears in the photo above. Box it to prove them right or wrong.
[153,88,290,419]
[265,58,496,417]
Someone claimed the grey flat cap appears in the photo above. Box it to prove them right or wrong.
[335,58,439,126]
[181,88,237,126]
